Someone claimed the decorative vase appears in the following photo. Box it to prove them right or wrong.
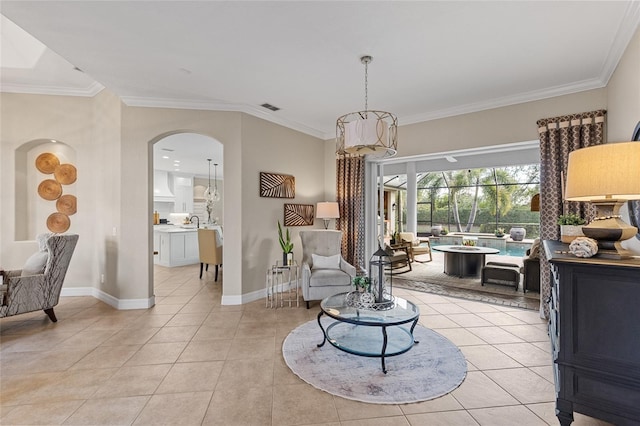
[560,225,584,243]
[509,227,526,241]
[287,252,293,265]
[431,225,442,237]
[282,252,288,266]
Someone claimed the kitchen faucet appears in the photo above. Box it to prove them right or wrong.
[190,215,200,228]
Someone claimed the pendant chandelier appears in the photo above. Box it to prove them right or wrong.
[204,159,214,224]
[204,159,221,203]
[336,55,398,158]
[212,163,220,202]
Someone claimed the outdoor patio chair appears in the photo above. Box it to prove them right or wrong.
[399,232,432,262]
[521,238,541,293]
[385,241,412,272]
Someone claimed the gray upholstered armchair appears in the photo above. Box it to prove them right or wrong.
[0,234,78,322]
[300,230,356,309]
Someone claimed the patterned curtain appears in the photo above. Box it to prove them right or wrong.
[537,109,606,318]
[336,155,366,273]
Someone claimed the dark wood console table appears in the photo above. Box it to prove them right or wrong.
[544,240,640,425]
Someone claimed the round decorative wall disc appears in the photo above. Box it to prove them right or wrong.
[38,179,63,200]
[35,153,60,174]
[54,163,77,185]
[56,194,77,215]
[47,212,70,233]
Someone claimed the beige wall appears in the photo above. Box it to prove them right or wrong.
[0,92,328,306]
[608,26,640,254]
[0,93,95,288]
[119,106,243,301]
[240,114,327,296]
[396,89,607,157]
[607,26,640,142]
[91,90,123,298]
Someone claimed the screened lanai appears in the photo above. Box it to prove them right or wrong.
[383,164,540,239]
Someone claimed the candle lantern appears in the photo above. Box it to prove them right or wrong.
[368,245,393,309]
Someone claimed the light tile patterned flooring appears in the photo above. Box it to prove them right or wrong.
[0,264,611,425]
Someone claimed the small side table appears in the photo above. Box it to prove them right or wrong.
[266,260,299,308]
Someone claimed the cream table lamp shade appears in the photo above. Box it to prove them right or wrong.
[564,141,640,259]
[316,202,340,229]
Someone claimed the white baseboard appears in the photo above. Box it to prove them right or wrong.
[60,287,94,297]
[221,281,298,306]
[60,287,155,310]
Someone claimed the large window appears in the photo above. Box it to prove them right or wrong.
[386,164,540,238]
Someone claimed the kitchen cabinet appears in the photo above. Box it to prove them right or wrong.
[173,175,193,213]
[156,228,199,267]
[544,240,640,425]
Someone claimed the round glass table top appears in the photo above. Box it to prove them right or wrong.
[320,292,419,326]
[432,244,500,254]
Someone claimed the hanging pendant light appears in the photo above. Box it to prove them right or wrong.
[336,55,398,158]
[204,159,214,224]
[212,163,220,202]
[204,159,213,201]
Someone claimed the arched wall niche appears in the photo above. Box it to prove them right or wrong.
[15,139,77,241]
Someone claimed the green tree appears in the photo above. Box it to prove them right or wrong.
[415,165,539,233]
[481,169,515,216]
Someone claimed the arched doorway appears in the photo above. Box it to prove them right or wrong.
[151,132,223,300]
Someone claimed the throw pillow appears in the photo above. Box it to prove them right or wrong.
[312,254,340,269]
[21,251,48,276]
[36,233,53,252]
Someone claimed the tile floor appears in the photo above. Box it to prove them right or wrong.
[0,264,612,425]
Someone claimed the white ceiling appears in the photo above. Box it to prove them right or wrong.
[1,2,639,153]
[153,133,223,179]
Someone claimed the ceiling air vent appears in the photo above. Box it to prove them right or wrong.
[261,103,280,112]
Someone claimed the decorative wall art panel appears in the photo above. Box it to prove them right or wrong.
[260,172,295,198]
[284,204,314,226]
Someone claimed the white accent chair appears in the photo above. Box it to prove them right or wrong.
[300,230,356,309]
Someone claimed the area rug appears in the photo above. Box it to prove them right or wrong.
[394,278,540,311]
[282,319,467,404]
[392,259,540,311]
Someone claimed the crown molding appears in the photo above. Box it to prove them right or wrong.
[0,81,104,97]
[121,96,326,140]
[379,77,606,136]
[599,1,640,85]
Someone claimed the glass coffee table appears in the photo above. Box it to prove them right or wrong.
[317,292,420,373]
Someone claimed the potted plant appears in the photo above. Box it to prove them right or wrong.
[495,227,505,237]
[352,276,371,293]
[557,213,586,243]
[440,228,448,235]
[277,220,294,265]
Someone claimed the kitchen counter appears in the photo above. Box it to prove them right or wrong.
[154,225,198,267]
[153,225,223,267]
[155,225,198,233]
